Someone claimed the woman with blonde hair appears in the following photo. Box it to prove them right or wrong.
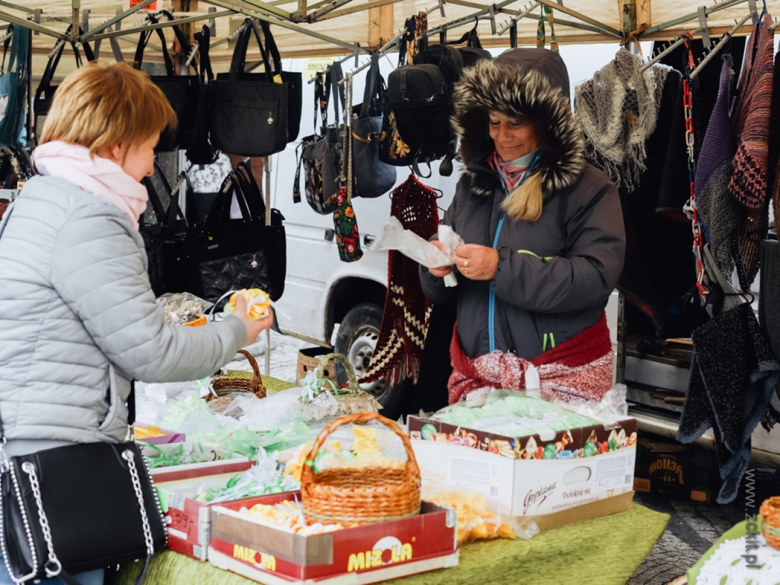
[421,48,626,405]
[0,62,272,584]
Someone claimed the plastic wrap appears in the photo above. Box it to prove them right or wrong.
[193,449,300,503]
[543,383,630,423]
[421,486,538,544]
[430,390,601,437]
[157,292,213,325]
[282,422,407,478]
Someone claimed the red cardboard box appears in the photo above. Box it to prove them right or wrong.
[208,492,459,584]
[155,464,257,560]
[148,443,252,483]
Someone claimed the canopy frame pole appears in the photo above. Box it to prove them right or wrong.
[690,11,753,79]
[641,0,750,37]
[203,0,373,54]
[0,9,65,39]
[82,10,235,42]
[80,0,156,42]
[536,0,622,37]
[304,0,355,22]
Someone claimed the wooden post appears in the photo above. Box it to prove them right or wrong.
[368,0,394,49]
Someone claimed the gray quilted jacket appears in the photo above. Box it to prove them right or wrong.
[0,175,246,444]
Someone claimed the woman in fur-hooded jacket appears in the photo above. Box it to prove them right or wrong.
[420,48,626,404]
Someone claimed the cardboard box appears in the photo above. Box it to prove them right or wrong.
[208,492,459,584]
[407,415,638,521]
[296,347,338,386]
[633,435,720,503]
[145,442,252,483]
[155,468,261,561]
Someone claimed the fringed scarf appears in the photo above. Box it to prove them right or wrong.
[359,175,439,386]
[574,49,669,192]
[448,314,614,404]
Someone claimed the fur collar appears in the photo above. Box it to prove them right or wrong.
[451,51,587,198]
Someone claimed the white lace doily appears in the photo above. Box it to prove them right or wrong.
[696,533,780,585]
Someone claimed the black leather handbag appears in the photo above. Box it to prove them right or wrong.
[182,160,287,303]
[133,12,198,152]
[185,25,219,166]
[210,19,288,157]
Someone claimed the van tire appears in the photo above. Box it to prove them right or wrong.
[334,302,407,420]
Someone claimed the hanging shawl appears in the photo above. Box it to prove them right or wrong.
[678,246,780,504]
[360,175,439,386]
[729,16,775,210]
[574,49,670,191]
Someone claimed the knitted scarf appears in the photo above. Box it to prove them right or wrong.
[448,314,614,404]
[359,174,439,386]
[487,149,536,192]
[729,16,775,210]
[574,49,669,192]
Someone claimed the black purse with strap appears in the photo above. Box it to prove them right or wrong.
[185,25,219,166]
[133,12,199,152]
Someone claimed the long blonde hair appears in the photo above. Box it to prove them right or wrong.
[502,171,544,222]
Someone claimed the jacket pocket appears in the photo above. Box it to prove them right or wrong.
[97,365,130,441]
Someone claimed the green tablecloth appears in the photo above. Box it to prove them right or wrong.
[119,504,668,585]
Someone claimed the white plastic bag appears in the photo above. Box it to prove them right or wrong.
[371,217,450,267]
[545,383,630,422]
[371,218,465,287]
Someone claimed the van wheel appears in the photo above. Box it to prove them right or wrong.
[334,302,407,420]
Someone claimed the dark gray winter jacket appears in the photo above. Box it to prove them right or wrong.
[420,49,625,360]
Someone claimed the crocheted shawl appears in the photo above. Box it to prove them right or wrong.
[448,314,614,404]
[359,175,439,386]
[575,49,670,192]
[729,16,775,209]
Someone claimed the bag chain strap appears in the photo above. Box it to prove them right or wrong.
[0,458,39,584]
[122,450,155,557]
[21,462,62,578]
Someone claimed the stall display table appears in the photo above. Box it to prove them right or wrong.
[118,504,668,585]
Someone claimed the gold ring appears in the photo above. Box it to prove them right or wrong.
[463,260,469,268]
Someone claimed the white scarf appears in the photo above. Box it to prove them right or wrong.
[33,141,148,229]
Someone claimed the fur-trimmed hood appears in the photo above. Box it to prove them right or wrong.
[452,48,587,197]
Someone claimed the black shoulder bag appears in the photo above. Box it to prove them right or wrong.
[133,12,198,152]
[210,18,288,156]
[33,27,95,142]
[0,207,166,582]
[186,25,219,166]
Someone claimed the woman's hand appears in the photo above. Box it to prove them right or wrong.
[428,240,454,278]
[454,244,499,280]
[232,294,275,346]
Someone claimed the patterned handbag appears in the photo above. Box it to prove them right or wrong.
[332,75,362,263]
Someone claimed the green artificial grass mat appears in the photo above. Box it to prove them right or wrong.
[119,503,668,585]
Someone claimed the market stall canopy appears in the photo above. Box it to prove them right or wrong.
[0,0,760,73]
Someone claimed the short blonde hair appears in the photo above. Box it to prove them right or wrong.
[40,61,176,155]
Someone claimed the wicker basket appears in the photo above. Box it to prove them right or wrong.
[760,496,780,550]
[206,350,267,402]
[300,412,421,523]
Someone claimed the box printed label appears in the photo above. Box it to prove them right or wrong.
[593,450,635,491]
[449,458,501,497]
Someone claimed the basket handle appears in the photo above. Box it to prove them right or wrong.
[316,353,359,394]
[300,412,420,487]
[238,349,267,398]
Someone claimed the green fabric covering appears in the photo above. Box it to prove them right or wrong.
[261,375,296,393]
[118,504,668,585]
